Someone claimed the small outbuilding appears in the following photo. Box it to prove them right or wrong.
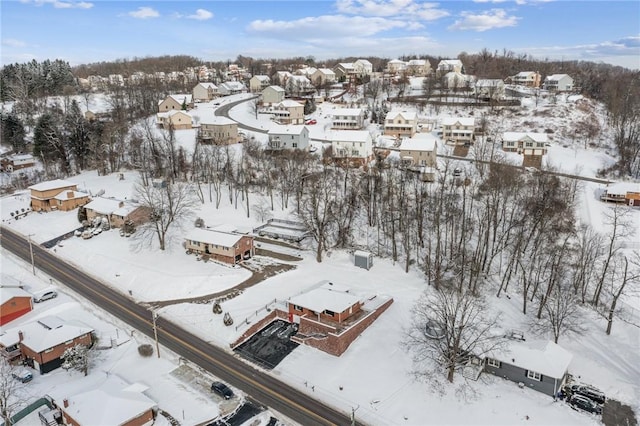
[354,250,373,270]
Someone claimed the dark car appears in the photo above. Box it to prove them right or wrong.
[211,381,234,399]
[567,384,606,405]
[568,394,602,415]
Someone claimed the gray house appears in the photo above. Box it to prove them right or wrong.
[484,340,572,397]
[267,125,310,151]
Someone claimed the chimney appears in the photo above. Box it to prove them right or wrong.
[119,201,124,208]
[67,191,74,199]
[18,331,23,342]
[63,399,69,408]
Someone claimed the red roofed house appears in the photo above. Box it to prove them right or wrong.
[0,287,33,325]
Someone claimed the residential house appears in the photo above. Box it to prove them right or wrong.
[82,197,148,228]
[333,63,357,81]
[29,179,89,212]
[441,117,475,146]
[296,66,317,78]
[331,108,365,130]
[197,116,239,145]
[275,71,293,86]
[0,154,35,172]
[475,79,506,100]
[108,74,124,86]
[0,287,33,326]
[353,59,373,76]
[436,59,464,77]
[398,133,438,168]
[543,74,574,91]
[285,75,315,96]
[158,94,193,112]
[53,375,157,426]
[384,111,418,138]
[386,59,407,74]
[484,340,573,397]
[271,100,305,125]
[267,125,310,151]
[406,59,431,76]
[184,228,254,265]
[156,110,193,130]
[600,182,640,206]
[501,132,548,155]
[442,71,473,90]
[218,81,247,96]
[330,130,374,166]
[192,82,218,102]
[0,316,93,374]
[511,71,541,88]
[288,282,362,324]
[310,68,336,86]
[261,85,286,105]
[249,75,271,92]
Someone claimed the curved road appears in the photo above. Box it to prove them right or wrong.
[215,95,266,134]
[1,226,361,426]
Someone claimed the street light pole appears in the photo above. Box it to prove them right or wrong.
[152,311,160,358]
[27,234,35,275]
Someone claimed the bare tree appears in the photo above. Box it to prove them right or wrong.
[532,281,586,343]
[133,178,199,250]
[406,287,502,383]
[604,252,640,335]
[0,359,29,423]
[297,167,336,262]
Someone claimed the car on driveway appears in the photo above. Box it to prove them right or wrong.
[211,381,234,399]
[305,119,317,125]
[34,290,57,303]
[12,368,33,383]
[567,384,606,405]
[568,394,602,415]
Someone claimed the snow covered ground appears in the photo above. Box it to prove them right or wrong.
[2,88,639,425]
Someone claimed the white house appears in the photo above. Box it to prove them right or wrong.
[331,108,365,130]
[543,74,574,91]
[442,71,473,89]
[501,132,548,155]
[267,125,310,151]
[436,59,464,77]
[475,79,506,100]
[311,68,336,86]
[285,75,315,96]
[192,82,218,102]
[249,75,271,92]
[406,59,431,76]
[218,81,247,95]
[441,117,475,146]
[330,130,373,166]
[353,59,373,76]
[386,59,407,74]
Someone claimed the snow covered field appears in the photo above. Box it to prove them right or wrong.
[2,89,639,426]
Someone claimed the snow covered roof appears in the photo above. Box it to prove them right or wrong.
[197,82,217,89]
[210,224,238,234]
[276,100,304,108]
[220,81,246,90]
[268,125,308,136]
[288,283,361,314]
[331,108,363,117]
[502,132,548,143]
[337,62,355,70]
[331,130,371,143]
[264,85,285,93]
[253,75,270,82]
[441,117,475,127]
[408,59,427,66]
[386,111,417,121]
[0,286,32,304]
[476,79,504,87]
[438,59,463,67]
[399,133,438,151]
[168,94,192,104]
[84,197,124,215]
[29,179,77,192]
[488,340,572,379]
[157,110,192,119]
[0,316,93,353]
[545,74,571,81]
[515,71,537,78]
[54,190,89,201]
[603,182,640,196]
[199,116,236,126]
[112,204,139,217]
[316,68,335,76]
[11,154,34,161]
[185,228,243,247]
[58,375,157,426]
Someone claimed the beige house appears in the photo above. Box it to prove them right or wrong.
[192,82,218,101]
[156,110,192,130]
[158,94,193,112]
[261,85,286,105]
[198,116,239,145]
[331,130,374,167]
[82,197,148,228]
[333,62,357,81]
[218,81,247,95]
[249,75,271,92]
[185,228,254,265]
[29,179,89,212]
[511,71,541,88]
[270,100,304,125]
[406,59,431,76]
[436,59,464,77]
[399,133,438,168]
[441,117,475,146]
[384,111,418,138]
[311,68,336,86]
[331,108,365,130]
[501,132,548,155]
[386,59,407,74]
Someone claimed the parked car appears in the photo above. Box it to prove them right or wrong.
[567,384,606,405]
[34,290,57,303]
[453,168,462,177]
[305,119,317,125]
[211,381,234,399]
[12,368,33,383]
[568,394,602,414]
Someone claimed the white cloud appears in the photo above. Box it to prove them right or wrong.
[187,9,213,21]
[249,15,418,39]
[20,0,93,9]
[448,9,519,32]
[2,38,27,48]
[335,0,449,21]
[128,6,160,19]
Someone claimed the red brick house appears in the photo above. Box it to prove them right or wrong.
[0,287,33,326]
[0,316,93,373]
[185,228,254,265]
[288,283,362,323]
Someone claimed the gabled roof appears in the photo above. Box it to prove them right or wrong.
[0,287,32,305]
[399,133,438,151]
[514,71,538,78]
[603,182,640,196]
[502,132,548,143]
[54,190,89,201]
[545,74,571,81]
[438,59,463,67]
[268,125,308,136]
[263,85,285,93]
[475,79,504,87]
[331,130,371,143]
[83,197,124,215]
[386,110,417,121]
[199,116,236,126]
[441,117,475,127]
[331,108,364,117]
[157,110,192,119]
[0,316,93,353]
[288,282,360,314]
[275,100,304,108]
[219,81,246,90]
[487,340,572,379]
[29,179,76,192]
[185,228,243,247]
[315,68,335,76]
[252,75,270,82]
[167,94,192,104]
[407,59,427,66]
[337,62,355,70]
[196,82,217,89]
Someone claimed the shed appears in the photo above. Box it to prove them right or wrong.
[354,250,373,270]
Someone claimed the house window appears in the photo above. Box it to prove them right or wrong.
[487,358,501,368]
[293,143,297,148]
[324,310,335,317]
[293,304,303,311]
[65,340,74,345]
[45,348,53,353]
[527,370,542,381]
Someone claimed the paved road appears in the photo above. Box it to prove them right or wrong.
[215,95,266,134]
[0,226,361,426]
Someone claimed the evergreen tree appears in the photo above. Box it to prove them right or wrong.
[0,113,26,151]
[64,100,91,171]
[61,344,90,376]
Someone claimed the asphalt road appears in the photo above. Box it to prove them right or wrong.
[215,95,266,134]
[0,226,361,426]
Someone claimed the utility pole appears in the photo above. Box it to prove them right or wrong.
[351,405,359,426]
[152,311,160,358]
[27,234,35,275]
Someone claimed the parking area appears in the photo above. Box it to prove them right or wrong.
[234,320,299,370]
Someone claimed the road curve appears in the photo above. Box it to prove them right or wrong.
[215,95,266,134]
[1,226,361,426]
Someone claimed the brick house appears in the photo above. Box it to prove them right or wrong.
[82,198,149,228]
[0,316,93,374]
[0,287,33,326]
[185,228,254,265]
[288,283,363,324]
[0,154,36,172]
[29,179,90,212]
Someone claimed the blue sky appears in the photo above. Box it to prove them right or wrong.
[1,0,639,69]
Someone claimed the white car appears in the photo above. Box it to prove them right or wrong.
[34,290,58,303]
